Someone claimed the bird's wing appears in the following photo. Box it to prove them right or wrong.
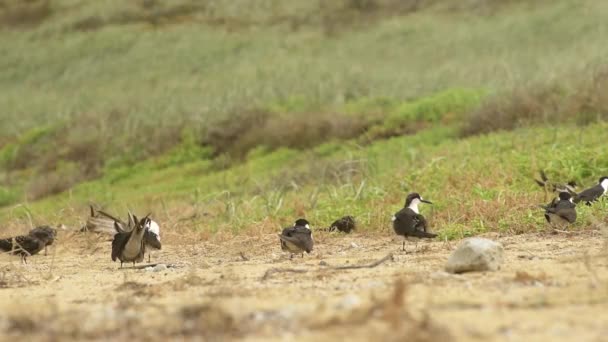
[555,208,576,223]
[278,228,313,253]
[14,236,43,256]
[413,213,428,232]
[111,232,129,261]
[97,210,131,233]
[575,185,603,203]
[144,230,162,250]
[551,201,577,223]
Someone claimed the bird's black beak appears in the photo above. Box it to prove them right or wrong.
[421,199,433,204]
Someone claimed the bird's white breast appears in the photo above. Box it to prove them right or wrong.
[601,179,608,193]
[408,202,420,214]
[149,220,161,241]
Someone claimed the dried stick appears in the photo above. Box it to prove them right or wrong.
[329,253,394,270]
[261,268,308,281]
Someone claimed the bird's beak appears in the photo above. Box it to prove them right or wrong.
[421,199,433,204]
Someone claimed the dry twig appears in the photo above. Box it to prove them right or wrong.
[261,268,308,281]
[329,253,394,270]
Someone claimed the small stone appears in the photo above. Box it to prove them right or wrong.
[319,260,328,266]
[335,294,361,310]
[153,264,167,272]
[445,238,504,274]
[350,242,359,248]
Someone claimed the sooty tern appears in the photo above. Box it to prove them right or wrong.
[0,227,56,263]
[28,226,57,256]
[573,176,608,206]
[392,193,437,252]
[101,209,162,263]
[328,216,356,233]
[111,214,151,268]
[278,219,314,259]
[539,192,577,228]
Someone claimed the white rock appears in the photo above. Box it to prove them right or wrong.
[350,242,359,248]
[153,264,168,272]
[445,238,504,274]
[335,294,361,310]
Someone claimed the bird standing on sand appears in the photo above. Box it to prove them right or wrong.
[278,219,314,259]
[573,176,608,205]
[124,211,161,262]
[0,227,57,263]
[111,214,151,268]
[392,193,436,252]
[539,191,576,229]
[328,216,356,233]
[100,209,162,263]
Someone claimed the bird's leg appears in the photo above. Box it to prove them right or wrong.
[44,246,48,256]
[148,253,151,263]
[290,254,294,260]
[133,261,136,267]
[120,262,123,269]
[414,240,419,253]
[301,253,304,258]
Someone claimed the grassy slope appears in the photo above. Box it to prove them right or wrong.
[5,121,608,238]
[3,0,608,133]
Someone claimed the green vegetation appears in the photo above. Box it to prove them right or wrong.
[2,0,608,238]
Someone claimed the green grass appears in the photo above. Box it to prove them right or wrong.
[5,121,608,239]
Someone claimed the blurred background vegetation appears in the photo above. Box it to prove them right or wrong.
[1,0,607,235]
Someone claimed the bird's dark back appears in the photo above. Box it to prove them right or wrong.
[29,226,56,246]
[111,231,131,261]
[329,216,356,233]
[0,238,14,252]
[280,226,313,253]
[393,207,417,236]
[144,230,161,249]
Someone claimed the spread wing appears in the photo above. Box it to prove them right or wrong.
[144,230,162,250]
[98,210,130,233]
[111,232,129,261]
[575,185,603,204]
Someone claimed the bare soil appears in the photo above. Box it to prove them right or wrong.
[0,228,607,341]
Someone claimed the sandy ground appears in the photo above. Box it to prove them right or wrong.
[0,228,607,341]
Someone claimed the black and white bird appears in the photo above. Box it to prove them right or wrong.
[392,193,437,252]
[101,209,162,263]
[125,211,161,262]
[572,176,608,205]
[111,214,151,268]
[0,227,57,263]
[328,215,356,233]
[539,191,577,228]
[28,226,57,256]
[278,218,314,258]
